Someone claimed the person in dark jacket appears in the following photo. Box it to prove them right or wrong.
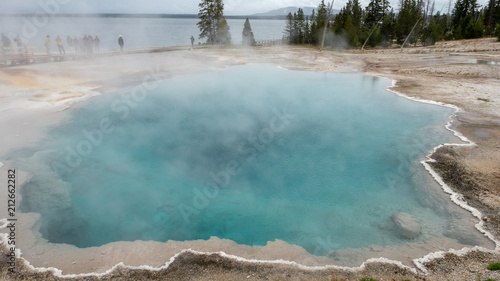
[94,36,100,53]
[118,35,124,52]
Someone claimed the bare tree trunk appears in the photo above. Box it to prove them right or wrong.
[446,0,453,29]
[321,1,334,50]
[430,0,435,20]
[424,0,430,23]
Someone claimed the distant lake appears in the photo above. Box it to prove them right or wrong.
[0,16,286,51]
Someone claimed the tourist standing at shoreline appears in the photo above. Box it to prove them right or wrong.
[94,36,100,52]
[44,35,51,55]
[56,35,65,55]
[118,35,124,52]
[83,35,88,54]
[73,36,78,53]
[67,36,73,52]
[88,35,94,54]
[190,35,195,49]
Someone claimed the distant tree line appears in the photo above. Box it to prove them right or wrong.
[284,0,500,49]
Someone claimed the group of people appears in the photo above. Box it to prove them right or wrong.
[44,34,101,55]
[67,35,101,54]
[1,33,25,54]
[3,33,200,58]
[1,33,128,62]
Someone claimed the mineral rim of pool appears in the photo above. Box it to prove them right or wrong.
[14,65,495,260]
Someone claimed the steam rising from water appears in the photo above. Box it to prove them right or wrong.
[15,66,492,256]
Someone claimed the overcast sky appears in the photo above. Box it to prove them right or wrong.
[0,0,489,15]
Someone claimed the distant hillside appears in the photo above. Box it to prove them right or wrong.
[252,6,339,17]
[253,7,315,17]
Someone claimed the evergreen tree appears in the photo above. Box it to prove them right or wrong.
[305,20,312,43]
[284,12,294,43]
[451,0,482,39]
[473,16,485,37]
[484,0,500,34]
[496,0,500,26]
[395,0,421,44]
[216,17,231,44]
[332,7,347,34]
[379,9,395,46]
[197,0,228,45]
[434,12,450,39]
[292,12,299,43]
[310,10,319,44]
[361,0,391,47]
[365,0,391,27]
[422,17,439,44]
[452,0,478,28]
[315,0,329,44]
[332,0,365,48]
[463,15,476,38]
[344,15,360,47]
[296,8,306,43]
[242,18,256,46]
[352,0,364,34]
[484,0,496,28]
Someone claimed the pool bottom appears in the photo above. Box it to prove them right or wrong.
[7,154,496,275]
[3,206,493,276]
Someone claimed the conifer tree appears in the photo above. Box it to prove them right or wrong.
[217,17,231,44]
[310,10,319,44]
[284,12,294,43]
[352,0,363,34]
[484,0,496,29]
[365,0,391,27]
[305,20,312,43]
[422,17,439,44]
[297,8,306,43]
[315,0,328,44]
[197,0,229,44]
[395,0,420,43]
[242,18,256,46]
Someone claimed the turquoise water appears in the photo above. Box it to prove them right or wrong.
[19,66,460,255]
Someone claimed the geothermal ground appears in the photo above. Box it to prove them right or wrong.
[1,38,500,280]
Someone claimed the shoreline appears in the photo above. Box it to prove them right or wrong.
[385,79,500,255]
[1,41,500,280]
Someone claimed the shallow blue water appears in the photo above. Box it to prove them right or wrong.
[19,66,459,255]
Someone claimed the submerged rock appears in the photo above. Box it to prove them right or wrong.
[390,212,423,240]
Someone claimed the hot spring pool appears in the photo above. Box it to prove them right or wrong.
[15,65,491,259]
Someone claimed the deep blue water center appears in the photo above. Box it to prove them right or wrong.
[20,66,457,255]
